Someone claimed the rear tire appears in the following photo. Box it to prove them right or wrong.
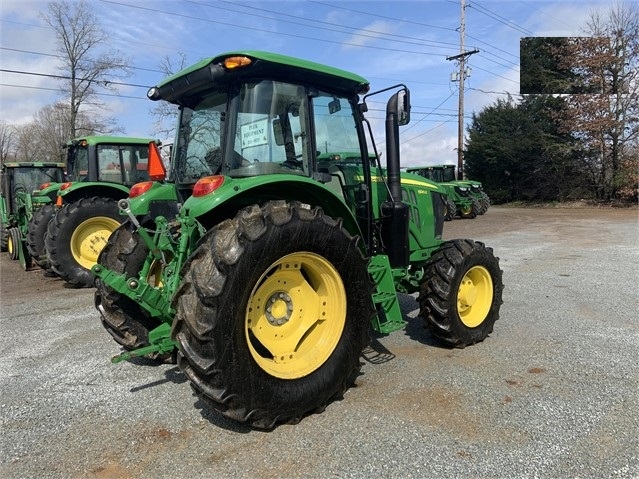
[418,239,503,348]
[27,204,57,270]
[94,221,165,358]
[0,223,8,252]
[8,227,20,260]
[173,200,372,429]
[443,198,456,221]
[45,197,122,288]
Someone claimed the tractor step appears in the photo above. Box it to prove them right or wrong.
[368,255,406,334]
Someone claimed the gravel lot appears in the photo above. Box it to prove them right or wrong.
[1,206,637,479]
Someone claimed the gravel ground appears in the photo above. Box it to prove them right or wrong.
[0,206,637,479]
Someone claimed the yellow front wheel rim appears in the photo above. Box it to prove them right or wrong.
[70,216,121,270]
[457,265,493,328]
[245,252,346,380]
[7,235,15,256]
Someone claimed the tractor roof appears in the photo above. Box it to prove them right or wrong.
[3,162,66,169]
[151,50,370,105]
[66,136,159,147]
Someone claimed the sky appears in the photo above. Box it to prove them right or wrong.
[0,0,624,167]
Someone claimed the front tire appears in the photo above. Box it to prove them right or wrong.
[173,201,372,429]
[418,239,503,348]
[94,221,164,356]
[8,227,20,260]
[45,197,122,288]
[459,201,477,219]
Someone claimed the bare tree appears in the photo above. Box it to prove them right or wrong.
[40,0,131,140]
[0,122,16,166]
[11,124,43,163]
[149,52,188,140]
[32,103,70,162]
[559,2,638,199]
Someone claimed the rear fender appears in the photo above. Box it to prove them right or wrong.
[58,182,130,205]
[181,175,361,238]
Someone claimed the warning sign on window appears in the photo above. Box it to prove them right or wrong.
[241,118,269,149]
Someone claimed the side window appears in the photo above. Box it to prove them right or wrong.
[97,145,124,184]
[72,147,89,180]
[177,95,225,182]
[231,81,309,175]
[312,94,360,158]
[312,93,362,208]
[123,145,150,184]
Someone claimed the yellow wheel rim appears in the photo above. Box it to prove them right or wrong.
[146,251,173,288]
[245,252,346,380]
[7,234,15,256]
[70,216,121,270]
[457,265,493,328]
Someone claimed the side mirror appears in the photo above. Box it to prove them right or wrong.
[328,98,341,114]
[395,88,410,126]
[272,119,284,146]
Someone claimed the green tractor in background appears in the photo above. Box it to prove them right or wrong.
[92,51,504,429]
[0,161,67,269]
[25,136,161,287]
[407,164,490,217]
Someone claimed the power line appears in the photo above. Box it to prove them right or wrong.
[0,83,146,100]
[189,0,461,52]
[469,1,536,36]
[309,1,458,33]
[0,47,164,74]
[0,69,151,89]
[100,0,450,57]
[308,0,521,85]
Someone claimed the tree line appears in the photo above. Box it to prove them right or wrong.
[466,2,638,204]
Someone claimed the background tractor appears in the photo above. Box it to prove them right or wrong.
[92,51,504,429]
[25,136,159,287]
[0,161,66,269]
[407,165,490,216]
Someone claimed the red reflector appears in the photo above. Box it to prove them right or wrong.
[129,181,154,198]
[59,182,73,191]
[40,182,51,190]
[193,176,225,197]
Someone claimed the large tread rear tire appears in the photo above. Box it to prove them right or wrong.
[45,197,122,288]
[173,200,372,429]
[94,221,164,356]
[0,223,8,252]
[27,204,57,270]
[443,198,457,221]
[418,239,503,348]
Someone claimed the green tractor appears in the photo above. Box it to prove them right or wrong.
[407,165,489,217]
[0,161,66,269]
[92,51,504,429]
[25,136,160,287]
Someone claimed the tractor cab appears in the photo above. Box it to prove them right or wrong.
[66,136,155,186]
[1,162,66,215]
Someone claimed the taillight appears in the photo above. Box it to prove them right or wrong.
[40,182,51,190]
[129,181,154,198]
[59,182,73,191]
[193,176,224,197]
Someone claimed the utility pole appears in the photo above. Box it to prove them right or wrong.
[447,0,478,180]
